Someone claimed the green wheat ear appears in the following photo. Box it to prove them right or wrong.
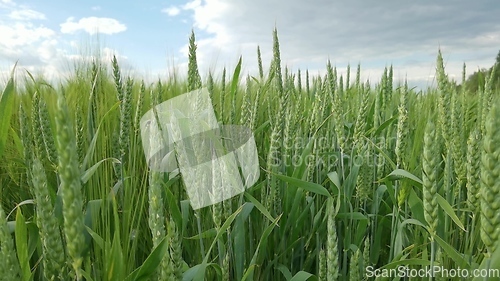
[318,248,326,280]
[32,90,47,160]
[54,92,85,278]
[349,247,361,281]
[466,128,481,216]
[326,201,339,280]
[31,158,66,280]
[39,99,58,166]
[188,30,202,91]
[480,98,500,256]
[167,218,184,280]
[0,203,21,280]
[422,120,440,235]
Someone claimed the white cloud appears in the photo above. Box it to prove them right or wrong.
[0,0,14,9]
[91,6,101,11]
[177,0,500,88]
[162,6,181,16]
[183,0,201,10]
[0,20,67,80]
[60,17,127,35]
[8,9,46,20]
[102,47,128,62]
[37,39,58,62]
[0,23,54,48]
[0,4,55,67]
[0,6,129,82]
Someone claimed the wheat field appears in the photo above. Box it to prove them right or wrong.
[0,29,499,280]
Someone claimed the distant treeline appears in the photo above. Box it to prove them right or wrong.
[461,50,500,93]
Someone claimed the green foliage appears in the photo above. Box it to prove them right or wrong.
[464,50,500,93]
[0,64,16,160]
[0,31,499,281]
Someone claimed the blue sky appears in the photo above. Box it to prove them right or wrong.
[1,0,499,89]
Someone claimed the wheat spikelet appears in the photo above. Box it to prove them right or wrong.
[353,82,370,151]
[318,248,326,281]
[148,169,172,280]
[283,102,294,172]
[388,65,393,87]
[381,68,390,119]
[75,105,85,163]
[297,69,302,94]
[272,28,284,97]
[327,202,339,280]
[395,80,408,168]
[356,143,372,201]
[480,64,497,135]
[32,90,47,160]
[148,170,165,246]
[188,30,202,91]
[450,86,466,190]
[207,71,214,102]
[349,248,361,281]
[466,128,481,216]
[257,46,264,80]
[436,50,452,149]
[334,76,346,151]
[362,235,371,270]
[306,69,310,96]
[480,98,500,255]
[396,81,411,207]
[422,120,440,235]
[222,251,230,281]
[54,92,85,277]
[167,218,184,280]
[265,122,280,213]
[373,82,381,132]
[112,55,123,102]
[0,204,20,280]
[240,75,252,127]
[31,158,66,280]
[19,103,33,182]
[118,77,133,171]
[39,99,58,166]
[133,80,146,132]
[219,67,227,122]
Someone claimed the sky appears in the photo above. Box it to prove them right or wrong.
[1,0,499,89]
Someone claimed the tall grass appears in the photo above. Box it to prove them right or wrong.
[0,30,499,280]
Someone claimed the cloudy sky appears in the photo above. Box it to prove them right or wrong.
[1,0,499,89]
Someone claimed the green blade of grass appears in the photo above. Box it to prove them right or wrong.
[15,208,31,281]
[436,194,466,232]
[273,173,331,197]
[0,64,16,159]
[123,235,169,281]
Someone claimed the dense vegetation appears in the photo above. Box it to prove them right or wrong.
[0,29,499,280]
[463,50,500,93]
